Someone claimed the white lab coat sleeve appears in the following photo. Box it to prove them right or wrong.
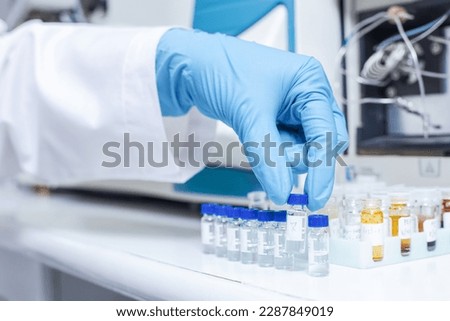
[0,21,216,186]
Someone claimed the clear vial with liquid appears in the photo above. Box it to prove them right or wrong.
[321,196,342,238]
[214,205,229,257]
[308,215,329,277]
[227,207,242,261]
[257,210,275,267]
[200,203,216,254]
[240,208,259,264]
[343,197,363,241]
[286,194,308,271]
[273,210,289,269]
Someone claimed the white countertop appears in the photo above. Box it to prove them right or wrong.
[1,188,450,300]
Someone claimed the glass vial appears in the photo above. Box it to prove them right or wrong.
[273,210,289,269]
[360,198,384,262]
[308,215,329,277]
[286,194,308,271]
[370,191,391,237]
[240,208,259,264]
[389,193,412,256]
[200,203,216,254]
[257,210,275,267]
[214,205,229,257]
[416,192,439,251]
[226,207,242,261]
[321,196,341,238]
[247,191,269,210]
[343,197,362,241]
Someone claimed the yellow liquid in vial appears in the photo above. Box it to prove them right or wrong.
[389,203,410,256]
[361,207,384,262]
[418,216,424,232]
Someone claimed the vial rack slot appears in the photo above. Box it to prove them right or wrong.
[329,229,450,268]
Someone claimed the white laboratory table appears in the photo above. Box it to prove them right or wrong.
[1,188,450,301]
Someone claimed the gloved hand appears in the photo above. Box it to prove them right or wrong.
[156,28,348,210]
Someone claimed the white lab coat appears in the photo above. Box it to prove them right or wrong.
[0,21,215,186]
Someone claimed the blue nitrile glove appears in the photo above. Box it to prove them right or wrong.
[156,29,348,210]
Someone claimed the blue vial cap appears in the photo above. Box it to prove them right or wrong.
[200,203,216,215]
[308,214,329,228]
[273,210,287,222]
[257,210,274,222]
[287,194,308,205]
[240,208,258,220]
[229,207,243,219]
[216,205,231,217]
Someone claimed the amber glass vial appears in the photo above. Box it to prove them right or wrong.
[361,199,384,262]
[389,195,411,256]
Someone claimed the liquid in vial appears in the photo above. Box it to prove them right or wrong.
[308,215,329,277]
[321,196,342,238]
[388,193,411,256]
[214,205,230,257]
[415,190,439,251]
[257,210,275,267]
[370,191,390,237]
[200,203,216,254]
[240,208,259,264]
[360,199,384,262]
[286,194,308,271]
[227,207,242,261]
[273,211,289,269]
[343,196,363,241]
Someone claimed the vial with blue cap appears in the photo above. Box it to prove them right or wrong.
[257,210,275,267]
[286,194,309,271]
[227,207,242,261]
[214,205,230,257]
[308,214,329,277]
[240,208,259,264]
[273,210,289,269]
[200,203,216,254]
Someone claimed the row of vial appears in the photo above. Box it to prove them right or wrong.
[323,189,450,262]
[200,194,330,277]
